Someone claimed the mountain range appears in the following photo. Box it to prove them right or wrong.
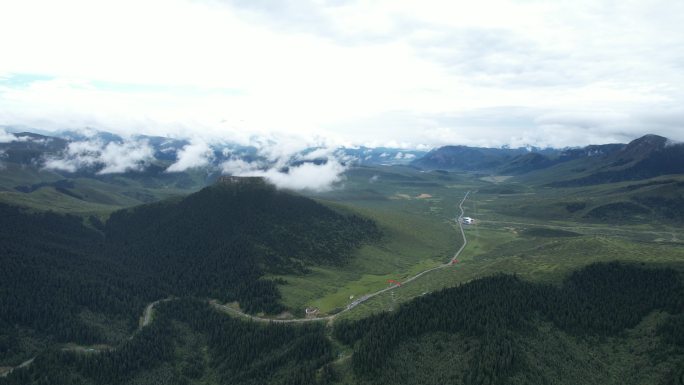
[412,134,684,186]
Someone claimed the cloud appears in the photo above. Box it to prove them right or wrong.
[44,138,154,174]
[0,128,17,143]
[220,157,260,175]
[1,0,684,147]
[299,147,335,161]
[220,146,348,192]
[241,159,347,192]
[166,139,214,172]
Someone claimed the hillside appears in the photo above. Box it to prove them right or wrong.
[0,178,380,367]
[104,177,381,311]
[2,132,684,384]
[411,145,529,171]
[3,263,682,385]
[411,135,684,187]
[549,135,684,186]
[334,263,684,385]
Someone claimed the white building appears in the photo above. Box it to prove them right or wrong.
[462,217,474,224]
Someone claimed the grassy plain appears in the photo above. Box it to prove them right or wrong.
[272,166,684,319]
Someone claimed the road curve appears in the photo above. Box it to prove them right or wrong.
[208,190,471,323]
[2,191,470,378]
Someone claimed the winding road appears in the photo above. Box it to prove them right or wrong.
[210,190,471,323]
[1,191,471,377]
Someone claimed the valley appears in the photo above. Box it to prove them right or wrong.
[0,133,683,384]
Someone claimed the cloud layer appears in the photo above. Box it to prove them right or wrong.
[0,128,17,143]
[166,139,214,172]
[44,138,154,174]
[222,157,347,192]
[1,0,684,147]
[220,142,348,191]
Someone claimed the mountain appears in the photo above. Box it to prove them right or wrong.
[411,145,530,171]
[549,135,684,186]
[105,176,380,279]
[0,129,429,212]
[0,177,380,358]
[499,152,554,174]
[411,135,684,186]
[339,147,427,165]
[0,132,68,165]
[334,262,684,385]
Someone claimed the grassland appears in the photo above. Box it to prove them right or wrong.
[274,166,684,321]
[270,168,468,314]
[0,162,207,214]
[1,160,681,319]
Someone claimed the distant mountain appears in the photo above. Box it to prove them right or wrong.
[0,129,430,211]
[411,145,531,171]
[500,152,554,174]
[549,135,684,186]
[0,132,68,164]
[499,143,625,175]
[339,147,427,165]
[556,143,624,161]
[0,129,422,171]
[411,134,684,186]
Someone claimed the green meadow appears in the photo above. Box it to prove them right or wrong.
[272,166,684,319]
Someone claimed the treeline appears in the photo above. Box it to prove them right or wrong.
[334,262,684,384]
[0,299,335,385]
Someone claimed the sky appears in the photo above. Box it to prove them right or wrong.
[1,0,683,149]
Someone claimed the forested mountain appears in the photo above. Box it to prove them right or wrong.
[0,177,379,366]
[334,262,684,385]
[3,263,682,385]
[104,177,380,312]
[0,299,337,385]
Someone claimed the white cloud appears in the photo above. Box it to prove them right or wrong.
[220,158,260,175]
[0,128,17,143]
[299,147,335,161]
[1,0,683,147]
[44,138,154,174]
[166,139,214,172]
[237,159,347,192]
[220,145,348,191]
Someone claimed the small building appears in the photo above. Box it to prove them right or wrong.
[462,217,474,225]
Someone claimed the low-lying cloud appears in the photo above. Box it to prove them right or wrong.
[0,128,17,143]
[220,147,348,192]
[44,138,154,174]
[0,149,6,170]
[166,139,214,172]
